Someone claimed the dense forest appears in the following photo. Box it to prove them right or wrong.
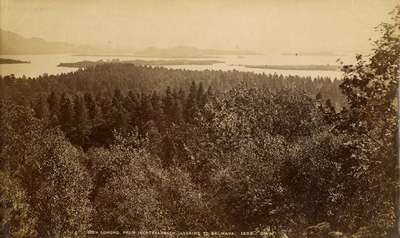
[0,63,345,150]
[0,6,398,238]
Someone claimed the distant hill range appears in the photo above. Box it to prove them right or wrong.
[0,29,258,57]
[132,46,259,58]
[0,29,121,55]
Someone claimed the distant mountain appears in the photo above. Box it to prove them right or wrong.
[0,29,116,55]
[0,29,258,57]
[133,46,259,58]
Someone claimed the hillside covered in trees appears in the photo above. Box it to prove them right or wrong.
[0,5,398,238]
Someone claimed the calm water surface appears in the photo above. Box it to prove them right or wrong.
[0,54,355,79]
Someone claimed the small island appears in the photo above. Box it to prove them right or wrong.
[0,58,30,64]
[238,64,340,71]
[58,59,224,68]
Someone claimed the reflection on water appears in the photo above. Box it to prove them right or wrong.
[0,54,355,79]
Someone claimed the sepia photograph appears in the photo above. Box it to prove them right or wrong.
[0,0,399,237]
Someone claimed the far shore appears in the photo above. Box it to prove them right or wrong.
[58,59,224,68]
[235,64,340,71]
[0,58,31,64]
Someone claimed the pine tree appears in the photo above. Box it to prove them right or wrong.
[99,93,114,123]
[206,85,214,99]
[0,77,5,100]
[0,101,5,148]
[163,86,174,122]
[59,93,74,136]
[172,97,184,124]
[151,91,165,128]
[112,88,124,107]
[84,92,97,121]
[73,95,91,147]
[111,95,128,133]
[47,91,60,123]
[185,81,199,123]
[196,82,205,107]
[126,91,140,130]
[142,94,154,122]
[178,88,186,102]
[33,95,50,121]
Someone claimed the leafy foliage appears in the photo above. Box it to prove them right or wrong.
[335,5,400,237]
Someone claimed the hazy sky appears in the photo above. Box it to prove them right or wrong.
[0,0,398,53]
